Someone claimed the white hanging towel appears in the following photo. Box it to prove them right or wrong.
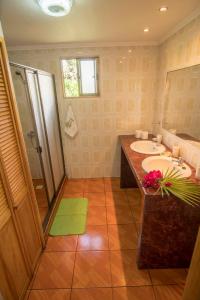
[64,105,78,138]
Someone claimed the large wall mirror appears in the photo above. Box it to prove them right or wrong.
[163,64,200,149]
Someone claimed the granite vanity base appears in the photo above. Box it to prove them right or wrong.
[120,149,138,188]
[120,140,200,269]
[137,194,200,269]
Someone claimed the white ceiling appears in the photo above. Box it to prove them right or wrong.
[0,0,200,47]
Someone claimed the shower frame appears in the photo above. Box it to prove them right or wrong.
[10,62,65,228]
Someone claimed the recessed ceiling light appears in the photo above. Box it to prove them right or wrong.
[128,49,132,53]
[159,6,168,12]
[144,28,149,33]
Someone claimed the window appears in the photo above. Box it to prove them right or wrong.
[61,57,99,97]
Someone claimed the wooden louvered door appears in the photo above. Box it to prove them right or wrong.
[0,38,44,299]
[0,173,29,299]
[0,163,10,229]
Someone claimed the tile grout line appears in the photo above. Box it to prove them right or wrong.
[104,182,114,299]
[62,178,84,299]
[31,180,186,297]
[71,179,106,294]
[29,250,45,292]
[148,264,157,300]
[126,190,141,237]
[104,177,115,296]
[124,190,140,245]
[70,191,84,300]
[27,282,182,291]
[25,289,30,300]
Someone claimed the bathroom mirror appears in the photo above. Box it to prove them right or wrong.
[163,64,200,149]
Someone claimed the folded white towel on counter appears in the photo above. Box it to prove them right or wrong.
[64,105,78,138]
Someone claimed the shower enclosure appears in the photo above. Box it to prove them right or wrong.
[10,62,65,227]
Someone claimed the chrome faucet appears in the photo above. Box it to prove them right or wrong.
[172,156,184,167]
[177,157,184,166]
[152,137,161,147]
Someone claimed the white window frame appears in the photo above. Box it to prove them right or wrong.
[61,57,100,98]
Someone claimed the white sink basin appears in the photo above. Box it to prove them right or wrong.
[142,156,192,178]
[130,140,166,155]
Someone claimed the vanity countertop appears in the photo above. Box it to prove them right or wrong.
[119,134,200,269]
[119,134,199,197]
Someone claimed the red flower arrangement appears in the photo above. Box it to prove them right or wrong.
[143,170,172,189]
[143,170,162,189]
[142,169,200,206]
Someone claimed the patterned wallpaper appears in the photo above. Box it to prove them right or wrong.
[9,46,158,178]
[156,14,200,169]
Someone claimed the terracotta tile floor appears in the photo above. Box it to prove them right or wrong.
[29,178,187,300]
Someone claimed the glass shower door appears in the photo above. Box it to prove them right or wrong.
[26,69,55,203]
[10,66,50,223]
[37,72,65,192]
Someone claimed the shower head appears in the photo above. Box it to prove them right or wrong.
[15,70,26,83]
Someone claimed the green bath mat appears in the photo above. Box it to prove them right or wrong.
[49,198,88,236]
[50,215,87,235]
[56,198,88,215]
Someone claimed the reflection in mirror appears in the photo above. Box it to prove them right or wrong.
[163,64,200,149]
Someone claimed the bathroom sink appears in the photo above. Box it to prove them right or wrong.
[142,156,192,178]
[130,140,166,155]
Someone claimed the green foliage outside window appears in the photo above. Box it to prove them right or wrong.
[61,57,99,97]
[62,59,79,97]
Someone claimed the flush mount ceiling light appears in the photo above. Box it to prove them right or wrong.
[159,6,168,12]
[144,28,149,33]
[37,0,73,17]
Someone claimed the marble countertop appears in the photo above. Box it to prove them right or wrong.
[119,134,199,197]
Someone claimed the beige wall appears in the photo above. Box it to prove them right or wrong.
[0,21,3,37]
[8,14,200,177]
[9,46,158,178]
[156,14,200,168]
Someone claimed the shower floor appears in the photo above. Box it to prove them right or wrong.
[33,179,48,223]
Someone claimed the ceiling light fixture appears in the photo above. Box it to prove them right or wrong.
[37,0,73,17]
[159,6,168,12]
[144,28,149,33]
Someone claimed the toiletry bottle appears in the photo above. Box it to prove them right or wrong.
[141,131,148,140]
[135,130,142,139]
[172,145,180,158]
[195,165,200,179]
[156,134,162,144]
